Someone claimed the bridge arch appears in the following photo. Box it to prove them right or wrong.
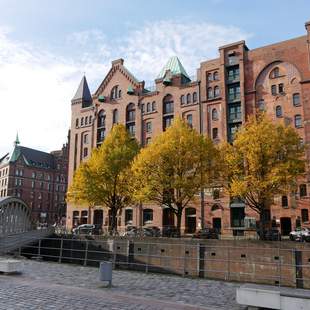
[0,197,32,236]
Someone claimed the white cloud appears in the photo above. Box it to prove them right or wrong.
[0,20,251,156]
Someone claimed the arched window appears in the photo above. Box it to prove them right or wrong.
[300,184,307,197]
[213,71,219,80]
[186,93,191,104]
[81,117,84,126]
[281,195,288,207]
[152,101,156,111]
[270,67,280,78]
[193,92,197,102]
[111,85,120,100]
[181,95,185,105]
[207,73,212,82]
[214,86,220,97]
[163,94,174,131]
[212,108,218,121]
[147,102,151,113]
[276,106,282,118]
[207,87,213,99]
[97,110,106,128]
[75,118,79,128]
[85,116,88,125]
[126,103,136,136]
[294,114,302,128]
[112,109,119,124]
[293,93,300,106]
[143,209,153,225]
[89,115,92,124]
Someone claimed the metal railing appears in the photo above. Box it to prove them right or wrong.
[10,236,310,289]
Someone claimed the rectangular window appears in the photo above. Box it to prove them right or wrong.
[125,209,133,224]
[212,128,218,139]
[228,123,241,142]
[230,207,245,227]
[228,85,240,101]
[278,83,284,94]
[228,104,241,121]
[302,209,309,222]
[126,124,136,136]
[293,93,301,106]
[227,67,240,82]
[163,116,173,131]
[186,114,193,128]
[271,85,277,95]
[146,122,152,133]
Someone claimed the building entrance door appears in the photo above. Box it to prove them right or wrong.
[185,208,196,233]
[93,209,103,233]
[280,217,292,236]
[213,217,222,233]
[162,208,175,228]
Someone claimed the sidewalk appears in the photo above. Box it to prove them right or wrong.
[0,259,245,310]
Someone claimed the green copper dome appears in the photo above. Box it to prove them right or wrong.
[157,56,190,80]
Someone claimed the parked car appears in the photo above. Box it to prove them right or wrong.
[142,226,161,237]
[123,226,139,237]
[290,228,310,242]
[162,225,179,237]
[72,224,95,235]
[264,228,281,241]
[256,228,281,241]
[192,228,219,239]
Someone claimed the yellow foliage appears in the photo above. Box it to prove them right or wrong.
[219,114,305,213]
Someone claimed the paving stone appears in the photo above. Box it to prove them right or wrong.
[0,259,246,309]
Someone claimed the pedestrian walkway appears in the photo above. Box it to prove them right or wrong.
[0,259,245,309]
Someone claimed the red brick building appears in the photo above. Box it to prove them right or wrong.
[0,135,69,225]
[67,21,310,236]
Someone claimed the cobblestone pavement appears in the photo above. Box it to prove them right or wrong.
[0,259,245,310]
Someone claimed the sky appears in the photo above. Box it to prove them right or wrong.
[0,0,309,155]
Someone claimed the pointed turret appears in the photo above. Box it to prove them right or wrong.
[72,75,92,108]
[14,133,20,147]
[157,56,190,81]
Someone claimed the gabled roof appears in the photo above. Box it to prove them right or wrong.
[5,146,56,169]
[157,56,190,80]
[72,76,92,103]
[94,59,141,96]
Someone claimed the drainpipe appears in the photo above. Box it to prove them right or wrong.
[198,80,205,229]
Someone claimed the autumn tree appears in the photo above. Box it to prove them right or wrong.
[67,161,101,224]
[132,118,218,236]
[220,114,305,239]
[68,124,139,233]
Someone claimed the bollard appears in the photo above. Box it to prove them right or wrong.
[99,261,112,287]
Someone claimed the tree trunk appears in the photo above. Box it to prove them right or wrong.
[109,207,118,235]
[258,212,265,241]
[176,205,183,238]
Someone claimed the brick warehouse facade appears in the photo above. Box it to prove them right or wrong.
[0,136,69,225]
[67,21,310,237]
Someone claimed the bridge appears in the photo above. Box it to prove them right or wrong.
[0,196,54,254]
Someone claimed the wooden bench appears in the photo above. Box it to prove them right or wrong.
[237,284,310,309]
